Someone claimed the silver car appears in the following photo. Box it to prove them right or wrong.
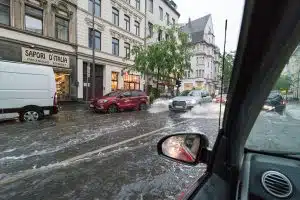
[169,90,212,111]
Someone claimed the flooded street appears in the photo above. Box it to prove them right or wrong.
[0,101,299,200]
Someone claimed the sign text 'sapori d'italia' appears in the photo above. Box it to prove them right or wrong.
[22,47,70,68]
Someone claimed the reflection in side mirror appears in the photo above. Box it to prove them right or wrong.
[157,133,210,165]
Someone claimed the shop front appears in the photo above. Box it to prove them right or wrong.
[123,74,140,90]
[0,40,77,101]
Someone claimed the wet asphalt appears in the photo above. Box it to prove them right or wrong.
[0,102,299,200]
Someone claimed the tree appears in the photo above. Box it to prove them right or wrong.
[127,25,193,95]
[219,52,235,92]
[274,75,291,91]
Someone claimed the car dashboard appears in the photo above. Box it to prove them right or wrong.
[240,152,300,200]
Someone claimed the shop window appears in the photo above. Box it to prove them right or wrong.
[134,21,140,36]
[55,72,70,101]
[124,14,130,31]
[25,5,43,34]
[89,28,101,50]
[124,74,140,90]
[89,0,101,17]
[112,37,119,56]
[0,0,10,25]
[112,7,119,26]
[55,16,69,41]
[111,72,118,91]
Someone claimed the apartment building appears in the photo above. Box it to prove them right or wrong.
[0,0,77,101]
[77,0,180,100]
[180,14,220,94]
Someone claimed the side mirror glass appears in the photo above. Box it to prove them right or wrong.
[157,133,210,165]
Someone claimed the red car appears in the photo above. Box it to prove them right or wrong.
[213,94,227,103]
[90,90,149,113]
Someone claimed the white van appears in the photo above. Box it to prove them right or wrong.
[0,60,58,122]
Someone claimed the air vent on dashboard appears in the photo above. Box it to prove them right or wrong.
[261,171,293,198]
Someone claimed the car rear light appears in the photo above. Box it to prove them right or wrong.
[53,92,58,106]
[281,100,287,105]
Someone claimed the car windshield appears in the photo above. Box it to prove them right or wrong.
[245,44,300,154]
[179,90,190,96]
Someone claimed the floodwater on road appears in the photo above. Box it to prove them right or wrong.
[0,101,298,200]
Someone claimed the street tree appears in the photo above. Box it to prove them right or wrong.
[219,52,235,92]
[274,75,292,95]
[127,25,193,95]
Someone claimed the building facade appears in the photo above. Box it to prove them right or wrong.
[77,0,180,100]
[180,14,220,94]
[0,0,77,101]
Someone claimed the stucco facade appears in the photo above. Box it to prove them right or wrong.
[0,0,78,101]
[180,14,220,94]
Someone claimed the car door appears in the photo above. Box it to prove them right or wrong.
[118,91,132,110]
[157,1,300,200]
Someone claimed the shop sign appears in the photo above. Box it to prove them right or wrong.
[22,47,70,68]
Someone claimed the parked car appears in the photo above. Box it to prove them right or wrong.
[90,90,149,113]
[212,94,227,103]
[0,60,58,122]
[262,93,287,114]
[169,90,212,111]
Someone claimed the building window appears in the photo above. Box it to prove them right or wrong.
[187,71,191,78]
[148,22,153,37]
[25,5,43,34]
[112,7,119,26]
[159,7,163,21]
[135,0,140,10]
[148,0,153,13]
[89,28,101,50]
[111,72,119,91]
[112,37,119,56]
[124,14,130,31]
[124,42,130,58]
[88,0,101,17]
[166,12,169,25]
[55,16,69,41]
[165,33,169,40]
[158,29,162,41]
[124,74,140,90]
[197,56,204,65]
[0,0,10,25]
[172,18,175,25]
[134,21,140,36]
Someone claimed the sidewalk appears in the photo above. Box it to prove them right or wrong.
[285,103,300,120]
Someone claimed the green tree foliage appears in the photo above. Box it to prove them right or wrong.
[220,52,235,91]
[128,25,193,81]
[274,75,291,90]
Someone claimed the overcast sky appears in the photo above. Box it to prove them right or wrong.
[175,0,245,52]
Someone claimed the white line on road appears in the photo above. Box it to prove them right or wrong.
[0,118,194,186]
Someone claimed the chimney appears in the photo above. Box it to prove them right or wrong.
[188,18,192,28]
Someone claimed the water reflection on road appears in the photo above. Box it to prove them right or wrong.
[1,101,295,199]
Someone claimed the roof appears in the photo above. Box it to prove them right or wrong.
[181,14,211,43]
[163,0,180,17]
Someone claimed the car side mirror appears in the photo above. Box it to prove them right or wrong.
[157,133,211,166]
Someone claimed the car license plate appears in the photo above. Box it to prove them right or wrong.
[44,110,50,115]
[89,104,94,108]
[175,106,183,108]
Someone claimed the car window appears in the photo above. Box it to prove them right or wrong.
[104,91,120,97]
[122,91,131,97]
[179,90,190,96]
[131,91,140,97]
[246,44,300,154]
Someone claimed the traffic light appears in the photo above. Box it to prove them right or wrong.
[176,79,182,87]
